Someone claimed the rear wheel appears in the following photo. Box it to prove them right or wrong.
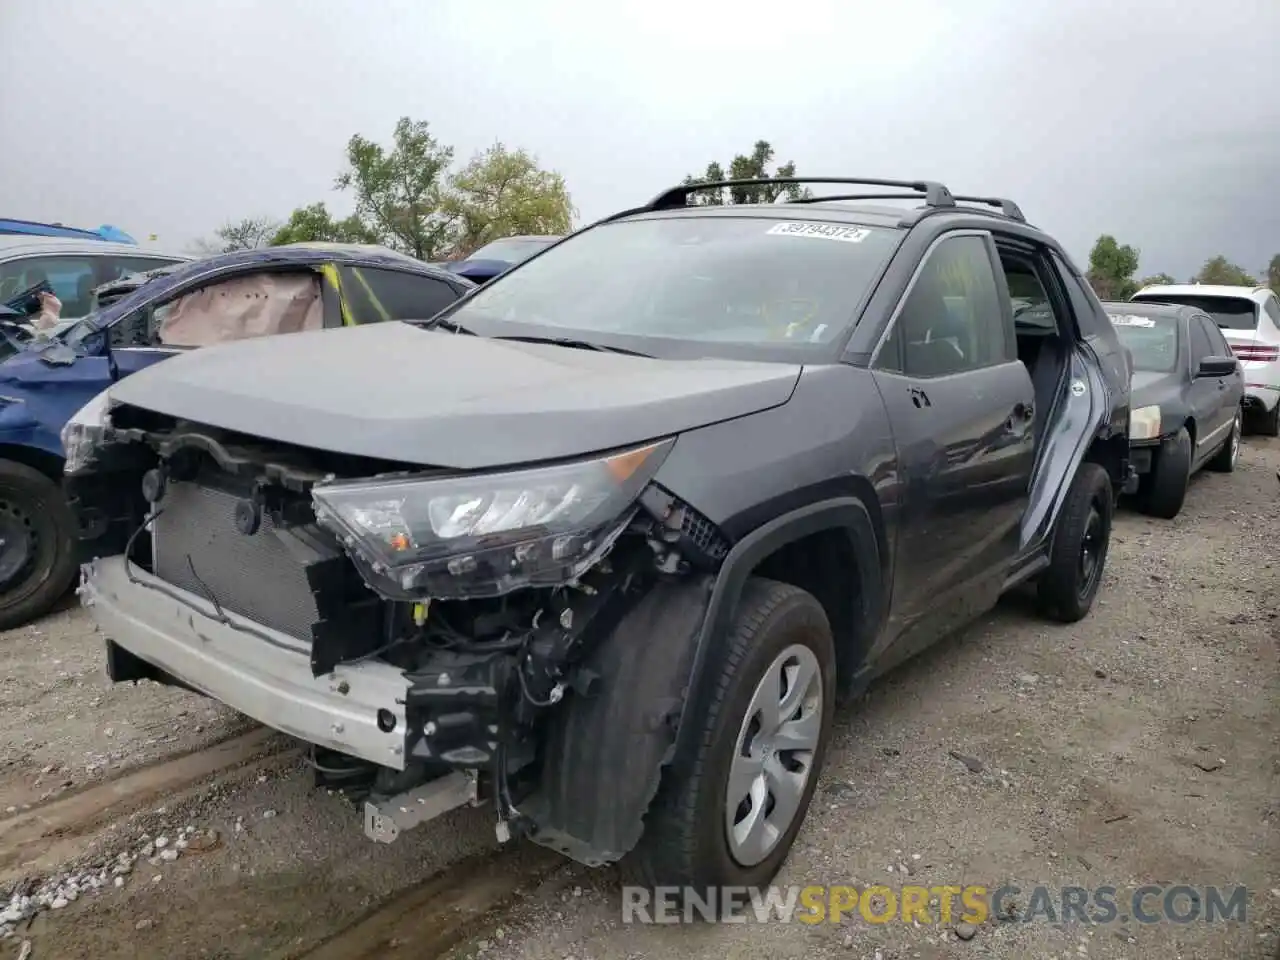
[1138,427,1192,519]
[0,460,78,630]
[1207,409,1242,472]
[625,578,836,892]
[1037,462,1113,623]
[1254,401,1280,437]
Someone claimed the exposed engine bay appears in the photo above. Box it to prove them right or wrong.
[69,402,730,860]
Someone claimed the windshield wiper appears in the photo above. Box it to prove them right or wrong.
[489,334,654,358]
[416,317,477,335]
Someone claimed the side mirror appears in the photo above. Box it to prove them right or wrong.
[1196,355,1237,379]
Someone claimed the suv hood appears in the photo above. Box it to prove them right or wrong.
[107,322,803,469]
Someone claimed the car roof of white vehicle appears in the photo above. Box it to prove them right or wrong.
[1133,282,1276,304]
[0,235,190,261]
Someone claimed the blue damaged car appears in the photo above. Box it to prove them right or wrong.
[0,242,473,629]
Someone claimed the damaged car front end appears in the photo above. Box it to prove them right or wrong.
[67,368,741,860]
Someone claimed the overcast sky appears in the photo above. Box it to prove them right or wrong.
[2,0,1277,279]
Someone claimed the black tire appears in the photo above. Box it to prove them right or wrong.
[1037,462,1113,623]
[1138,427,1192,519]
[624,578,836,892]
[1207,408,1242,473]
[1254,402,1280,438]
[0,460,78,631]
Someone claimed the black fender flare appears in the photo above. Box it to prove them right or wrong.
[673,495,885,752]
[523,496,883,867]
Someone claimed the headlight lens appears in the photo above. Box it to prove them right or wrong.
[61,389,114,474]
[1128,405,1162,442]
[311,438,674,600]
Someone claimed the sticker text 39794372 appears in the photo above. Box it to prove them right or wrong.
[766,222,872,243]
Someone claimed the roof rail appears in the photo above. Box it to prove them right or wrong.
[641,177,957,212]
[787,193,931,205]
[950,195,1025,222]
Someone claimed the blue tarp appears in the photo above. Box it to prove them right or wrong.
[0,218,137,244]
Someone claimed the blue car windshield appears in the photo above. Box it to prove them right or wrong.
[438,216,903,354]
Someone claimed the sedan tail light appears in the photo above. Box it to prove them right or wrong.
[1230,343,1280,362]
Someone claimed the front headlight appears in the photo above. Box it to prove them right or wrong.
[311,438,674,600]
[61,388,114,474]
[1128,405,1162,442]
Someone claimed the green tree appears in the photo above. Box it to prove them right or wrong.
[269,202,375,246]
[444,143,576,257]
[215,216,280,251]
[1265,254,1280,291]
[1086,234,1141,300]
[1136,272,1176,289]
[681,141,812,205]
[189,216,281,254]
[335,117,456,260]
[1193,255,1257,286]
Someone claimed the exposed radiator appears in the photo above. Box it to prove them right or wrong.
[151,480,327,640]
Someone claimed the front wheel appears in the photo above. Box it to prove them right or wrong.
[625,578,836,892]
[0,460,78,630]
[1037,462,1113,623]
[1138,427,1192,519]
[1207,409,1242,473]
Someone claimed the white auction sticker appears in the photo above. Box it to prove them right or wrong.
[1108,314,1156,327]
[766,222,871,243]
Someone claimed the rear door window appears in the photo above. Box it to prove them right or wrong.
[1188,317,1213,364]
[1200,317,1231,356]
[1132,294,1258,331]
[338,267,461,324]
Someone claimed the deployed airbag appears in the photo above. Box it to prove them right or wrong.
[158,272,322,346]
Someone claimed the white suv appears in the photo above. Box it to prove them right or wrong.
[1131,283,1280,436]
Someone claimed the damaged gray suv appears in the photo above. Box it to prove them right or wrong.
[66,177,1132,891]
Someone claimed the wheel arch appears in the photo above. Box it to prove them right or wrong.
[675,494,886,746]
[0,443,66,482]
[524,493,886,868]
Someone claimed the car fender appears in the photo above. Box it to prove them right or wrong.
[675,496,884,731]
[525,496,883,866]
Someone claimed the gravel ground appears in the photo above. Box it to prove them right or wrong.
[445,437,1280,960]
[1,437,1276,959]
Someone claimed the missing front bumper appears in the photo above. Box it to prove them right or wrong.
[81,556,410,770]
